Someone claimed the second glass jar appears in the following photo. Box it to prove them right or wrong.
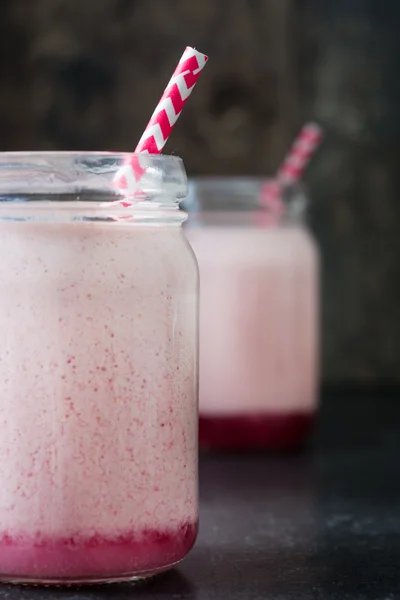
[183,177,319,451]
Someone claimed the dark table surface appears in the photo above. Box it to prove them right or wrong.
[1,390,400,600]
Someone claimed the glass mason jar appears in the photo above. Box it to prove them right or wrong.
[183,177,319,452]
[0,153,199,584]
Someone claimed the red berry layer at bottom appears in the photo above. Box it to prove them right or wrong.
[199,412,315,451]
[0,521,197,581]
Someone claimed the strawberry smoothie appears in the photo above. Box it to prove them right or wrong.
[186,223,319,451]
[0,218,198,583]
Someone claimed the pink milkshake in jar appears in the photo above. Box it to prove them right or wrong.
[0,152,198,584]
[184,177,319,452]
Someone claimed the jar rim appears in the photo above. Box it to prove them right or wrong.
[183,176,308,222]
[0,151,184,165]
[0,152,187,203]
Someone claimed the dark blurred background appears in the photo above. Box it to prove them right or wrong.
[1,0,399,387]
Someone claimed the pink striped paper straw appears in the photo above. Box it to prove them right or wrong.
[260,122,323,222]
[277,122,323,185]
[259,179,286,224]
[115,47,208,192]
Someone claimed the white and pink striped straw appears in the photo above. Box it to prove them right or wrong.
[115,46,208,192]
[277,122,323,185]
[260,122,323,222]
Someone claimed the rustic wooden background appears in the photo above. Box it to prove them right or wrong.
[0,0,399,386]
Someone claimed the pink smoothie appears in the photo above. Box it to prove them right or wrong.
[0,220,198,583]
[186,224,319,450]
